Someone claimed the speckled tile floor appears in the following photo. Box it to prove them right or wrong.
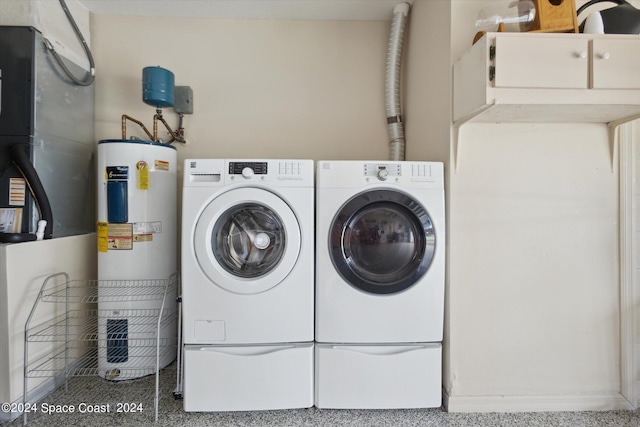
[6,363,640,426]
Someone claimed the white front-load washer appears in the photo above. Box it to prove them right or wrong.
[181,159,314,412]
[315,160,445,409]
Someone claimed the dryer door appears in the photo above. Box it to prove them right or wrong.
[329,189,435,295]
[194,188,300,294]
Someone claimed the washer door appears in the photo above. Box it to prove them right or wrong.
[330,189,435,295]
[194,188,301,294]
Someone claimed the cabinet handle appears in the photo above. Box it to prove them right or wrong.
[600,52,611,60]
[577,51,587,59]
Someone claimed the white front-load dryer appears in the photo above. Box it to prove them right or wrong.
[315,160,445,409]
[182,159,314,412]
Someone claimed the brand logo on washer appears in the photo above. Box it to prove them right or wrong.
[190,161,197,168]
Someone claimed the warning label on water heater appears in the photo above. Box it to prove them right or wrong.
[134,234,153,242]
[107,223,133,250]
[155,160,169,171]
[98,222,159,250]
[133,221,162,234]
[133,221,162,243]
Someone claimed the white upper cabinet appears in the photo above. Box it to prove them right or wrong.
[453,32,640,124]
[493,36,589,89]
[591,39,640,89]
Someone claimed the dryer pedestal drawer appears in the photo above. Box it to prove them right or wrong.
[184,342,313,412]
[315,343,442,409]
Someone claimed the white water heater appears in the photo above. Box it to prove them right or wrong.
[96,139,177,381]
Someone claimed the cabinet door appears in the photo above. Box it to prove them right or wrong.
[591,39,640,89]
[494,36,589,89]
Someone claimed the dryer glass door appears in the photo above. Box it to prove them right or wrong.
[330,190,435,294]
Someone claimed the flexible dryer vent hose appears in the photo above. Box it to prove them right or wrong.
[386,3,410,161]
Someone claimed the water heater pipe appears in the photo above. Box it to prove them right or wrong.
[386,2,410,161]
[121,111,185,144]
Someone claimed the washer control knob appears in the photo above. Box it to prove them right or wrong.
[241,167,254,179]
[254,232,270,249]
[377,168,389,181]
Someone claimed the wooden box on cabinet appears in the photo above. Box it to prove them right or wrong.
[453,32,640,125]
[526,0,578,33]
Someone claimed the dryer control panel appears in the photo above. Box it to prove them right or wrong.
[364,163,402,181]
[317,161,444,190]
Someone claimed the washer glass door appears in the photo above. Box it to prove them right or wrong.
[195,188,301,294]
[330,189,435,294]
[213,203,285,278]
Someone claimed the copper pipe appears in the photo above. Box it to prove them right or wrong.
[153,113,158,141]
[122,114,155,141]
[153,109,186,144]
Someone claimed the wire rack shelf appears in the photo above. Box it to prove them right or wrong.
[22,272,179,425]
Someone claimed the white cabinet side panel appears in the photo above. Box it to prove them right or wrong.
[453,37,489,122]
[2,235,97,404]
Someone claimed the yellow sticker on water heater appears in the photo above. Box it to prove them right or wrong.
[137,161,149,190]
[97,221,108,253]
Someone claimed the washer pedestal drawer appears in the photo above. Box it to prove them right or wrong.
[315,343,442,409]
[184,342,314,412]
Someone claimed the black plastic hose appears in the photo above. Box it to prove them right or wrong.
[11,144,54,239]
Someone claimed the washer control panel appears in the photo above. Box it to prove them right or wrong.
[229,162,268,176]
[185,159,313,187]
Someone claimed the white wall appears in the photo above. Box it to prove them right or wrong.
[91,15,392,167]
[404,0,451,164]
[404,0,630,412]
[621,119,640,408]
[447,124,620,401]
[619,119,640,408]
